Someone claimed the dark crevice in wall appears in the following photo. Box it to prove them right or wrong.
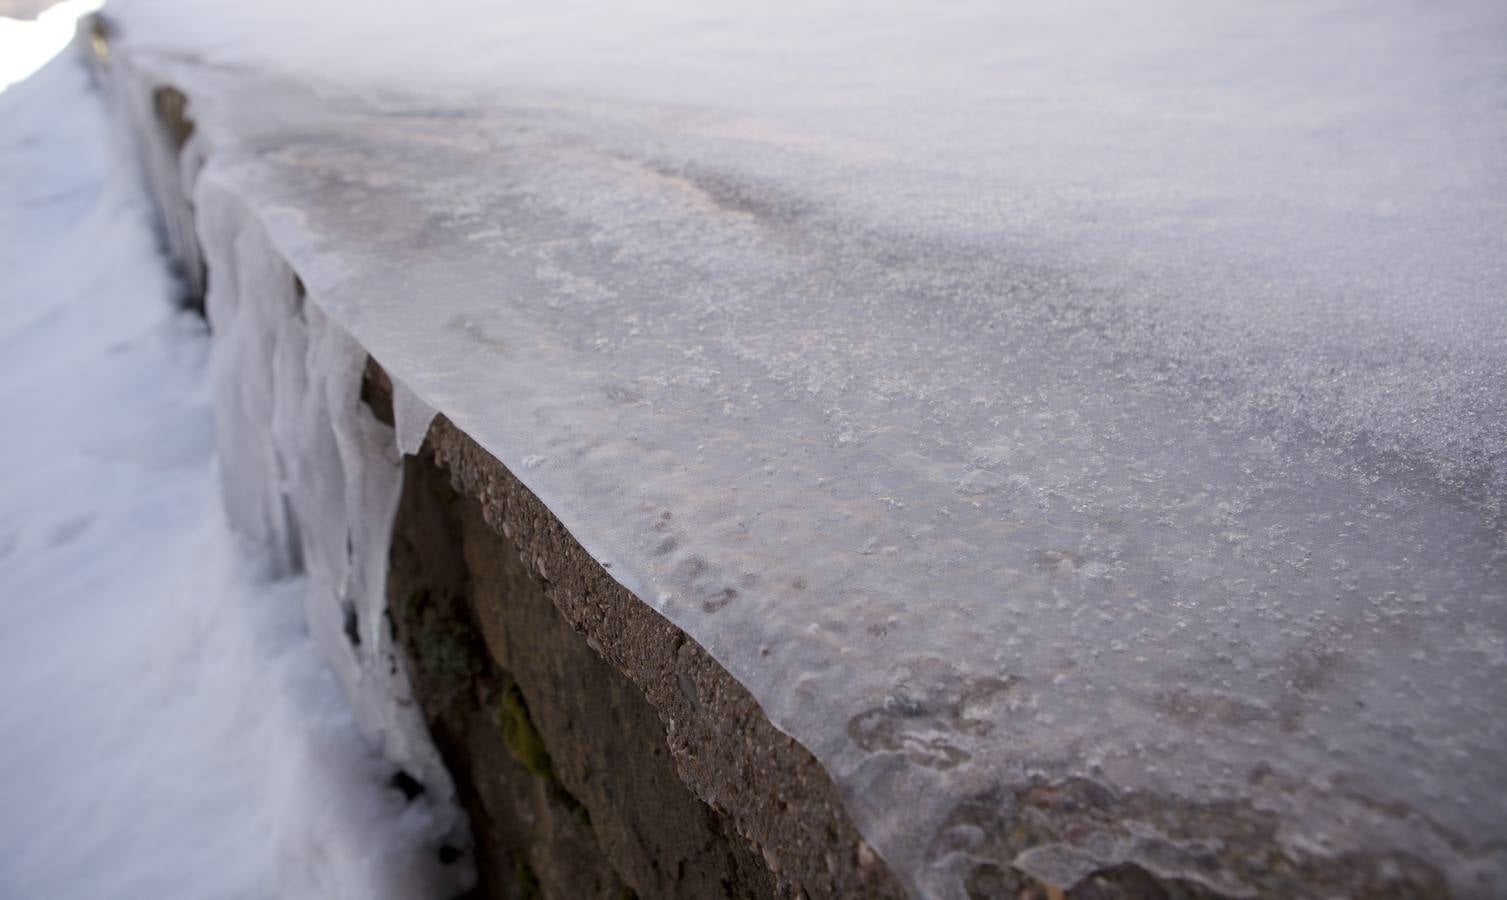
[151,85,194,153]
[146,84,207,314]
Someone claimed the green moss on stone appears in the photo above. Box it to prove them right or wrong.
[399,588,428,621]
[497,681,554,780]
[417,619,475,688]
[515,858,541,900]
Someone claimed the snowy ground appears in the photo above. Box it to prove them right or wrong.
[0,22,449,900]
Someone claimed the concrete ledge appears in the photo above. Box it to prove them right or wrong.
[85,6,1507,896]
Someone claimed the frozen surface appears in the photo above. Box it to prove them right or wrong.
[193,164,463,829]
[0,45,464,899]
[101,0,1507,895]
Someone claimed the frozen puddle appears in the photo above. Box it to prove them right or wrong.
[0,37,456,900]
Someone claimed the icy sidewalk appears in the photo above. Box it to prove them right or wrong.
[0,49,456,900]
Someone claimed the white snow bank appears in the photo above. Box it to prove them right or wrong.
[0,42,463,900]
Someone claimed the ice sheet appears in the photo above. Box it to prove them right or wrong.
[99,0,1507,895]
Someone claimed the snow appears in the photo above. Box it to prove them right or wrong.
[81,0,1507,895]
[0,34,465,900]
[0,0,97,90]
